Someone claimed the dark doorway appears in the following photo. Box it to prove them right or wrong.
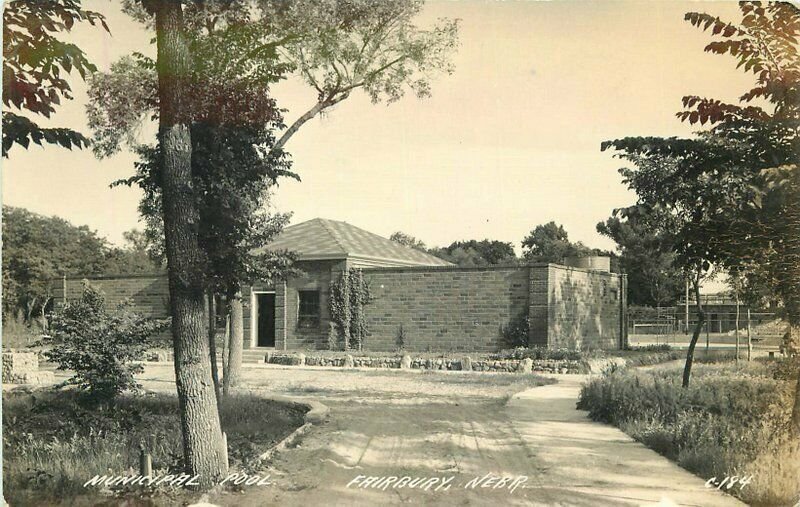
[257,293,276,347]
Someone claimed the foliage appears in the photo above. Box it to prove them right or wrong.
[426,245,486,266]
[601,139,732,385]
[88,7,299,299]
[438,239,517,266]
[92,0,460,296]
[258,0,460,151]
[389,231,428,251]
[500,313,529,348]
[329,270,351,350]
[84,55,158,158]
[116,0,459,155]
[624,343,673,352]
[618,349,686,368]
[396,324,407,351]
[327,322,338,351]
[677,2,800,333]
[2,389,306,504]
[602,1,800,388]
[2,206,103,318]
[390,232,520,267]
[604,2,799,321]
[40,283,169,402]
[328,269,371,350]
[522,221,606,263]
[597,206,683,307]
[1,207,158,320]
[348,269,371,350]
[1,312,45,349]
[577,361,799,505]
[102,229,164,275]
[2,0,108,156]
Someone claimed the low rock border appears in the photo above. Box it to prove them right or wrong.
[264,352,586,374]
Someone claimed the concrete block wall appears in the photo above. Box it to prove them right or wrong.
[51,274,171,318]
[546,265,623,350]
[360,266,530,352]
[242,260,344,350]
[51,274,172,342]
[528,267,550,347]
[60,261,627,353]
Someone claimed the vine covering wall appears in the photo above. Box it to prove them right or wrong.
[329,269,372,350]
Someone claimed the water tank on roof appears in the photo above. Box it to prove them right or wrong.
[563,256,611,272]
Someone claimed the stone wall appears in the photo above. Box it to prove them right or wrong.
[263,352,587,374]
[2,352,53,384]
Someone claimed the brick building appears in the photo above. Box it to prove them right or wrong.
[52,218,627,352]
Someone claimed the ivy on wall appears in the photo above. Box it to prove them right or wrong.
[329,268,372,350]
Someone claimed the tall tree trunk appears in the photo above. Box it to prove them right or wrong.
[153,0,226,487]
[735,293,740,364]
[683,275,705,388]
[746,307,752,362]
[207,292,221,403]
[223,288,243,395]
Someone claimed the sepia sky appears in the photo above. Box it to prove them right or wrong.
[1,0,753,259]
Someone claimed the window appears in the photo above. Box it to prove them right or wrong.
[298,290,320,328]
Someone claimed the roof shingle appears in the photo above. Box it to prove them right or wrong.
[261,218,451,267]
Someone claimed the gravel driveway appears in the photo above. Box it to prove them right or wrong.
[135,364,742,507]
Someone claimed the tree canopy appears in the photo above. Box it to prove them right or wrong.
[597,206,683,307]
[1,206,159,319]
[600,1,800,389]
[90,2,300,298]
[259,0,460,152]
[522,221,602,263]
[103,0,459,156]
[2,0,108,156]
[435,239,517,266]
[389,231,428,251]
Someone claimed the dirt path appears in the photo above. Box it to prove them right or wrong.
[133,365,743,507]
[506,375,744,506]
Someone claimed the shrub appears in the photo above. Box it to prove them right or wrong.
[500,313,530,348]
[326,322,338,351]
[621,350,684,367]
[396,324,406,351]
[40,282,169,403]
[577,361,799,505]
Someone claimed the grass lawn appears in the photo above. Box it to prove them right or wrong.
[578,358,800,506]
[2,389,307,506]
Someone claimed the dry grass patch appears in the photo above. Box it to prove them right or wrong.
[2,389,307,506]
